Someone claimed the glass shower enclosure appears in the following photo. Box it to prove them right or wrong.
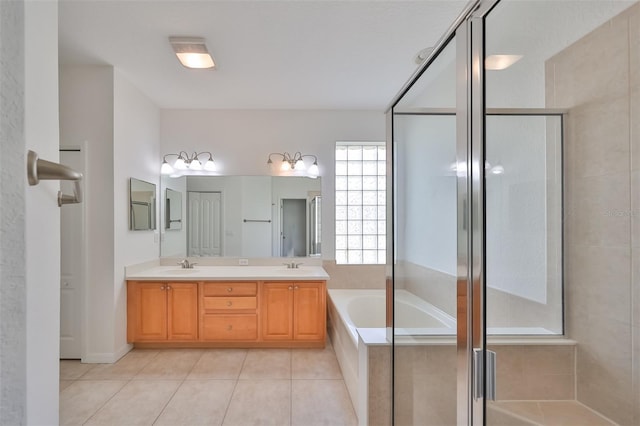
[388,0,638,424]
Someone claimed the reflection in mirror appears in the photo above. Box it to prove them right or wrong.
[129,178,156,231]
[165,188,183,230]
[160,175,321,258]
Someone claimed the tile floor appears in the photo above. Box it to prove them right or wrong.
[59,341,357,426]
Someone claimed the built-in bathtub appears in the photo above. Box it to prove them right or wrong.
[327,289,573,425]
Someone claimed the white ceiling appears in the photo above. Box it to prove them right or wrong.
[58,0,468,110]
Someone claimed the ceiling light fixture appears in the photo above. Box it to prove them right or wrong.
[169,36,215,69]
[485,54,523,71]
[267,152,319,177]
[161,151,216,175]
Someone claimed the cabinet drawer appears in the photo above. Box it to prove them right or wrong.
[203,282,257,296]
[202,314,258,340]
[203,296,257,311]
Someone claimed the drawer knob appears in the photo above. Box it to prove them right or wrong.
[227,325,233,331]
[227,301,232,307]
[227,287,233,292]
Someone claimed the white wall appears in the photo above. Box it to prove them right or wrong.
[160,109,386,260]
[0,0,27,423]
[394,115,457,275]
[113,70,160,357]
[59,65,116,362]
[60,66,160,363]
[25,0,61,423]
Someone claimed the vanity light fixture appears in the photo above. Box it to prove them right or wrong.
[169,36,215,69]
[485,54,523,70]
[267,152,319,177]
[161,151,216,175]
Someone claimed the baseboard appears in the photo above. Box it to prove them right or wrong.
[83,343,133,364]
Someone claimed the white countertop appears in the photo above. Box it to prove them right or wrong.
[126,265,330,281]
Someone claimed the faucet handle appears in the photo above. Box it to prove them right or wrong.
[294,262,303,269]
[189,262,197,269]
[283,262,292,269]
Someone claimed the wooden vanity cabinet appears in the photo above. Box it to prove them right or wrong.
[200,282,258,341]
[127,281,198,342]
[261,281,326,343]
[128,279,326,347]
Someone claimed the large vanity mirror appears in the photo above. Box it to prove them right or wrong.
[160,175,322,258]
[129,178,157,231]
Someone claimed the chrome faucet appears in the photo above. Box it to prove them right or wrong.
[283,261,303,269]
[178,259,197,269]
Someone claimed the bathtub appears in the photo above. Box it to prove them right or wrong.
[327,289,457,424]
[326,289,561,424]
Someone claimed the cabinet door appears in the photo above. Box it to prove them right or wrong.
[167,283,198,341]
[293,282,326,341]
[132,283,167,341]
[261,283,294,340]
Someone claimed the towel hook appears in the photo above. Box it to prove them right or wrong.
[27,150,83,207]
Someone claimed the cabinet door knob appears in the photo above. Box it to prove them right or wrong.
[294,286,299,290]
[227,287,233,292]
[227,301,232,307]
[166,285,171,290]
[288,286,293,290]
[160,285,165,291]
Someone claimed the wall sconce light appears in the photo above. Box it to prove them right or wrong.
[169,36,215,69]
[161,151,216,175]
[267,152,319,177]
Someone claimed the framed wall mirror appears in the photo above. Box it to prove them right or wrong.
[129,178,156,231]
[160,175,321,258]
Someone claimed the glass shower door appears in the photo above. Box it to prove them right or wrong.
[392,36,461,426]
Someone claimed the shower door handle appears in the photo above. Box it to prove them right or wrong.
[473,348,497,401]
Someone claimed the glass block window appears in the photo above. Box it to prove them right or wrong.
[335,142,386,264]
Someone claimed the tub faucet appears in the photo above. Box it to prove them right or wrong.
[283,261,303,269]
[178,259,197,269]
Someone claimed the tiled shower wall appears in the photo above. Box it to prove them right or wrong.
[546,3,640,424]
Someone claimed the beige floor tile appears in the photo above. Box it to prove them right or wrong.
[239,349,291,380]
[82,350,159,380]
[60,360,95,380]
[154,380,236,426]
[223,380,290,426]
[84,380,180,425]
[292,347,343,379]
[291,380,356,426]
[187,349,247,380]
[59,380,127,426]
[539,401,616,426]
[60,380,74,392]
[135,349,203,380]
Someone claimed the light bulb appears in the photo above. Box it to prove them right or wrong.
[160,161,174,175]
[308,162,319,176]
[189,159,202,170]
[281,161,291,172]
[294,159,306,171]
[203,159,215,171]
[491,164,504,175]
[174,157,187,170]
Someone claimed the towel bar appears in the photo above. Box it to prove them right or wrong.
[27,150,83,207]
